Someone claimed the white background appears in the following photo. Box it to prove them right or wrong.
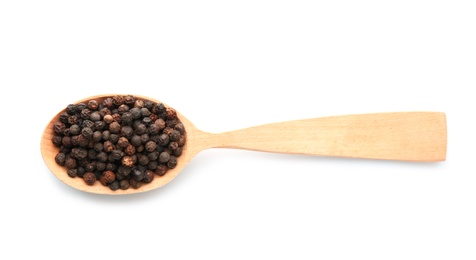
[1,1,475,259]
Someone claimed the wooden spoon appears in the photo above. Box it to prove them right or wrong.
[40,94,447,195]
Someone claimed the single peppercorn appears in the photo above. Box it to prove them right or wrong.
[121,156,134,167]
[52,135,63,147]
[109,121,121,133]
[119,179,130,190]
[81,127,93,139]
[167,156,178,169]
[102,171,116,184]
[112,95,124,106]
[165,107,177,119]
[109,181,120,191]
[159,152,170,163]
[55,153,66,165]
[53,122,66,135]
[67,169,78,178]
[83,172,96,185]
[103,114,114,124]
[143,170,154,183]
[90,111,101,122]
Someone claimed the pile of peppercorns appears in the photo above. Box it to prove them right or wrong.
[52,95,186,191]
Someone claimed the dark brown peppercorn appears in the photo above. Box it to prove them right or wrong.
[81,127,93,139]
[55,153,66,165]
[124,95,135,105]
[170,130,180,141]
[66,104,77,115]
[67,169,78,178]
[103,97,114,108]
[80,108,92,120]
[130,178,141,189]
[178,135,186,147]
[67,115,79,125]
[121,156,134,167]
[103,114,114,124]
[165,107,177,119]
[103,141,115,153]
[53,122,66,134]
[156,164,168,176]
[159,152,170,163]
[109,181,120,191]
[71,147,88,160]
[117,136,130,148]
[62,136,72,147]
[90,112,101,121]
[132,169,144,181]
[102,171,116,184]
[124,145,136,156]
[109,121,121,133]
[112,95,124,106]
[119,179,130,190]
[83,172,96,185]
[143,170,154,183]
[87,100,99,110]
[145,141,157,152]
[52,135,63,147]
[120,126,134,139]
[167,156,177,169]
[59,112,69,123]
[69,124,81,135]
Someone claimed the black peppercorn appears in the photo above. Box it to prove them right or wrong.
[109,181,120,191]
[132,168,144,181]
[156,164,168,176]
[167,156,177,169]
[143,170,154,183]
[165,107,177,119]
[81,127,93,139]
[159,152,170,163]
[52,135,63,147]
[112,95,124,106]
[90,111,101,122]
[55,153,66,165]
[119,179,130,190]
[66,104,77,115]
[69,124,81,135]
[87,100,99,110]
[83,172,96,185]
[53,122,66,135]
[109,121,121,133]
[67,169,78,178]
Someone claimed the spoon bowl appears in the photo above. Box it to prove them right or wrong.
[41,94,447,195]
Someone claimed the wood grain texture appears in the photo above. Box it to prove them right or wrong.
[203,112,447,162]
[40,94,446,195]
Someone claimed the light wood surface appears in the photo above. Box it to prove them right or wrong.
[40,94,447,195]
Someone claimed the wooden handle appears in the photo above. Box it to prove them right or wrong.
[204,112,446,161]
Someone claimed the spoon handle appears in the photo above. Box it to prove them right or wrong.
[206,112,446,161]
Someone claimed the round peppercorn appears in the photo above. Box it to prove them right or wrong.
[87,100,99,110]
[143,170,154,183]
[109,121,121,133]
[102,171,116,184]
[83,172,96,185]
[119,179,130,190]
[159,152,170,163]
[90,112,101,122]
[53,122,66,134]
[55,153,66,165]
